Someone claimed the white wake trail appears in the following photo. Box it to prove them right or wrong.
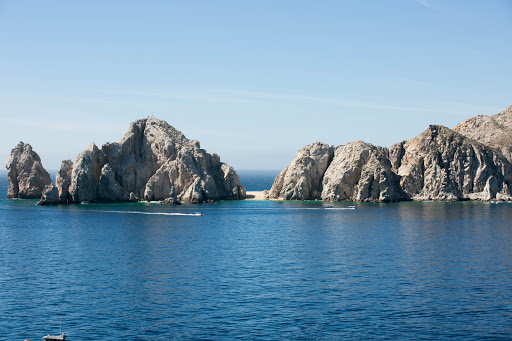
[85,209,203,216]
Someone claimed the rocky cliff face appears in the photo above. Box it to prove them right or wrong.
[395,125,511,201]
[6,142,52,199]
[321,141,405,202]
[40,116,245,204]
[56,160,73,203]
[269,142,334,200]
[270,108,512,202]
[454,105,512,162]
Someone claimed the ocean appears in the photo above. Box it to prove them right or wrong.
[1,171,512,339]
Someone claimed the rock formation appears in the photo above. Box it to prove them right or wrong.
[270,106,512,202]
[40,184,59,204]
[454,105,512,162]
[394,125,511,201]
[39,116,245,204]
[268,142,334,200]
[6,142,52,199]
[7,106,512,204]
[56,160,74,203]
[39,159,75,205]
[321,141,405,202]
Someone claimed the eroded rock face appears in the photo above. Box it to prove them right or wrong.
[454,105,512,162]
[321,141,405,202]
[6,142,52,199]
[268,142,334,200]
[397,125,512,201]
[56,160,73,203]
[61,116,245,203]
[40,185,59,205]
[270,125,512,202]
[39,159,75,205]
[68,143,105,203]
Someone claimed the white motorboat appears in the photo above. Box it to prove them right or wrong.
[43,332,66,340]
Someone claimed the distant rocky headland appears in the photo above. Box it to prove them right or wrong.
[6,106,512,204]
[6,117,246,204]
[269,105,512,202]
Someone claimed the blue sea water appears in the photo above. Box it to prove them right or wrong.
[237,170,279,191]
[1,172,512,340]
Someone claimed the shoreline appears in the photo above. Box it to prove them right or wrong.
[245,191,269,201]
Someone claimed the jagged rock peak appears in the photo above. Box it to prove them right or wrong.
[121,116,191,148]
[454,105,512,161]
[6,142,52,199]
[45,116,245,204]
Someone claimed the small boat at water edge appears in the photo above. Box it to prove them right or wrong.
[322,205,356,210]
[80,201,90,205]
[43,332,66,340]
[490,200,506,204]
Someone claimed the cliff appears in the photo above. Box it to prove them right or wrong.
[37,116,245,204]
[5,142,52,199]
[268,142,334,200]
[321,141,405,202]
[270,106,512,202]
[454,105,512,162]
[394,125,511,201]
[7,106,512,204]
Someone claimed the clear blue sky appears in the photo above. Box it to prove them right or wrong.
[1,0,511,170]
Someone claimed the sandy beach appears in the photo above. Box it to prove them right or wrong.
[245,191,268,200]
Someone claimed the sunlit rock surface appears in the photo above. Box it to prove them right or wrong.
[6,142,52,199]
[62,116,245,204]
[270,106,512,202]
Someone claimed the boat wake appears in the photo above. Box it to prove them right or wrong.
[288,207,356,210]
[85,210,203,216]
[211,206,356,211]
[324,206,356,210]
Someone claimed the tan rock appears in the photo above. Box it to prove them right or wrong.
[454,105,512,161]
[268,142,334,200]
[68,143,105,202]
[397,125,512,201]
[6,142,52,199]
[56,160,73,203]
[270,123,512,202]
[39,185,60,205]
[321,141,404,202]
[64,116,245,203]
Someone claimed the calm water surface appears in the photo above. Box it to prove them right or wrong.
[1,174,512,339]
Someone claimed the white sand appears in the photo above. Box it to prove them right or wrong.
[245,191,268,200]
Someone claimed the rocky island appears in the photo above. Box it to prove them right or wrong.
[6,142,53,199]
[6,106,512,204]
[6,117,246,204]
[269,105,512,202]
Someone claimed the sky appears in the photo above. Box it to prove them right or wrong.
[0,0,511,171]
